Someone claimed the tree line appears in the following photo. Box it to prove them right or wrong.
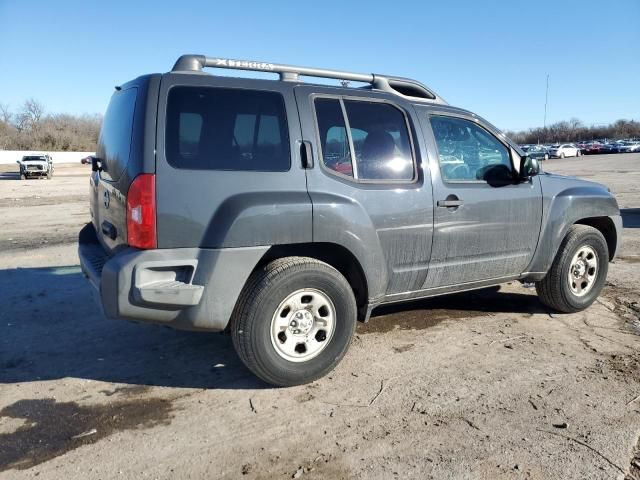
[0,99,102,151]
[505,118,640,145]
[1,98,639,151]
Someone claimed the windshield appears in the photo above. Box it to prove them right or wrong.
[23,156,46,161]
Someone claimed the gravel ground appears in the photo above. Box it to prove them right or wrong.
[0,155,639,480]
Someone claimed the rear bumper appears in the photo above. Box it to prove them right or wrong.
[78,223,268,331]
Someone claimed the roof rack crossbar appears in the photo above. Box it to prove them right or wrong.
[171,54,446,104]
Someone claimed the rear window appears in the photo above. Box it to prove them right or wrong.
[165,86,290,171]
[97,87,137,180]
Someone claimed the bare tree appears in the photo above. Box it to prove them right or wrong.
[15,98,45,132]
[507,119,640,145]
[0,102,12,124]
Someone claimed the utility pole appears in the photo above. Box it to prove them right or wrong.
[543,74,549,143]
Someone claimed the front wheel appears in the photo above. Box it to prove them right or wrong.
[535,225,608,313]
[544,154,549,161]
[560,152,565,158]
[576,150,581,157]
[231,257,357,386]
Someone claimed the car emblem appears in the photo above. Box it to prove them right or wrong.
[103,190,110,208]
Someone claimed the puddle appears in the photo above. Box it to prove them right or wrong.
[357,287,543,334]
[357,307,481,334]
[0,397,173,471]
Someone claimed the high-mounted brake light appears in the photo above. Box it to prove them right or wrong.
[127,174,156,249]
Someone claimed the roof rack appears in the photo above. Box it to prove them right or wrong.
[171,54,446,104]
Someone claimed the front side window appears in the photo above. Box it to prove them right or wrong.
[430,116,513,182]
[166,87,290,171]
[314,97,415,182]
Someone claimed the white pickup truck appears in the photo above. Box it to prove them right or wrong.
[17,154,54,180]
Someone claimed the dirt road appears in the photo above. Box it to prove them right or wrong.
[1,156,639,479]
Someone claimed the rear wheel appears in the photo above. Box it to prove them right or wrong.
[535,225,608,313]
[231,257,357,386]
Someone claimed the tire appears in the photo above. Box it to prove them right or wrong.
[47,170,52,179]
[20,173,26,180]
[535,225,608,313]
[231,257,357,387]
[576,150,581,157]
[560,152,565,158]
[544,154,549,161]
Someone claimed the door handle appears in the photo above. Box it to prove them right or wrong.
[300,140,314,169]
[437,196,464,208]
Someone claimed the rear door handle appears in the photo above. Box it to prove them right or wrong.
[300,140,314,169]
[437,199,464,207]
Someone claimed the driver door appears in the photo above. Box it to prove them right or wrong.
[416,109,543,289]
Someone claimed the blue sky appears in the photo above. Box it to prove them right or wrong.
[1,0,638,131]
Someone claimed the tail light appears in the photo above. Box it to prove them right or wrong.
[127,174,156,249]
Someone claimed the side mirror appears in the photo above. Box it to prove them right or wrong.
[90,156,102,172]
[519,155,540,180]
[16,160,21,164]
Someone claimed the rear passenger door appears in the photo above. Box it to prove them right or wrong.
[294,86,434,299]
[156,74,311,248]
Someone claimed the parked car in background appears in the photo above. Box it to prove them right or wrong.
[548,144,581,158]
[617,141,640,153]
[17,154,54,179]
[520,144,549,161]
[601,143,621,154]
[582,143,604,155]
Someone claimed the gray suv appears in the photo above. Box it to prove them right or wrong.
[79,55,623,386]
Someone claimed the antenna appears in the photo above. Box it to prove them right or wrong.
[543,74,549,135]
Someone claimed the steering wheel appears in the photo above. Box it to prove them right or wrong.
[448,163,471,180]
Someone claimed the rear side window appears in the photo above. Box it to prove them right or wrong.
[166,87,290,171]
[97,87,137,180]
[314,97,414,182]
[315,99,353,177]
[344,100,414,181]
